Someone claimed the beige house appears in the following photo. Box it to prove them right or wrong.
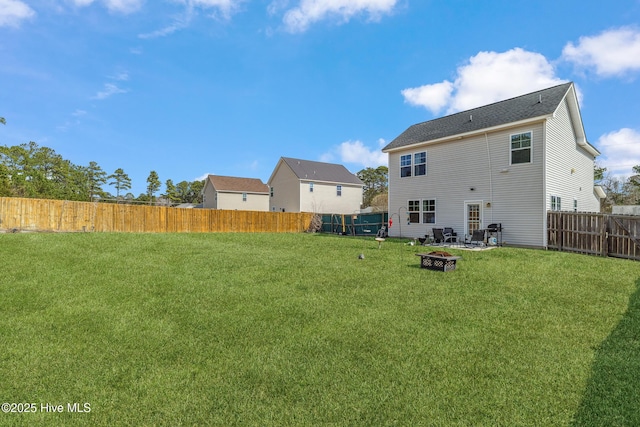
[268,157,364,214]
[382,82,605,248]
[202,175,270,211]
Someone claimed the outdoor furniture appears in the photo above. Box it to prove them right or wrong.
[433,228,458,244]
[415,251,461,272]
[466,229,486,247]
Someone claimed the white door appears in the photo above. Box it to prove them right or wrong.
[465,202,483,237]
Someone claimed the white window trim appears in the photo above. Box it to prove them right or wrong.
[407,198,436,224]
[509,131,533,165]
[551,195,561,211]
[400,151,427,178]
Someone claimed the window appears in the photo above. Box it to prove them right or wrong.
[407,199,436,224]
[414,152,426,176]
[408,200,420,223]
[551,195,561,211]
[309,182,314,192]
[270,187,274,197]
[336,185,342,196]
[422,199,436,224]
[511,132,532,164]
[401,152,427,177]
[242,192,247,202]
[400,154,412,177]
[573,199,578,212]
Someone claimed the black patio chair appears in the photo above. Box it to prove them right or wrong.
[433,228,457,244]
[466,229,486,247]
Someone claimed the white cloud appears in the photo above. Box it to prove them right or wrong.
[596,128,640,177]
[402,48,566,115]
[92,83,128,100]
[68,0,143,14]
[194,173,213,181]
[562,27,640,77]
[321,139,388,168]
[0,0,35,27]
[401,80,453,115]
[140,0,244,38]
[281,0,398,33]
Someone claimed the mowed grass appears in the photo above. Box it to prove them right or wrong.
[0,232,638,426]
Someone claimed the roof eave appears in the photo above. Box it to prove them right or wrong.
[382,114,553,153]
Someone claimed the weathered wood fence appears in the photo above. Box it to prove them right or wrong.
[547,211,640,261]
[0,197,314,233]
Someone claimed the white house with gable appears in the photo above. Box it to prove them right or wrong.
[268,157,364,214]
[382,82,606,248]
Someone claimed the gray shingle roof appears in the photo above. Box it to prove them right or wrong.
[281,157,364,185]
[383,82,574,151]
[207,175,270,193]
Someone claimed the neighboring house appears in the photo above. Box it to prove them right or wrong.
[268,157,364,214]
[382,82,606,248]
[202,175,270,211]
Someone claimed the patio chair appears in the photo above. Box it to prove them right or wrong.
[466,229,486,247]
[444,227,458,242]
[433,228,457,244]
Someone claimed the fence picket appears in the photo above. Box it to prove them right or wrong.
[547,211,640,260]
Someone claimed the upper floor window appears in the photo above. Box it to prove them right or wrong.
[336,185,342,196]
[400,151,427,177]
[242,193,247,202]
[414,152,426,176]
[270,187,274,197]
[511,132,532,164]
[309,182,314,192]
[400,154,412,177]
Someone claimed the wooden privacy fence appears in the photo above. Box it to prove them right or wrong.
[0,197,314,233]
[547,211,640,261]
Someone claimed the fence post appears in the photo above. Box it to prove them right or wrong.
[558,212,563,251]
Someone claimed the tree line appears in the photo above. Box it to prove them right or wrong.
[596,164,640,212]
[0,140,203,205]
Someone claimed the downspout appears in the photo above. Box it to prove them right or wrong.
[485,133,493,223]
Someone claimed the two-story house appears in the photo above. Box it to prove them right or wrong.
[202,175,270,211]
[382,82,605,247]
[268,157,364,214]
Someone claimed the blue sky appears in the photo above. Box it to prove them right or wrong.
[2,0,640,196]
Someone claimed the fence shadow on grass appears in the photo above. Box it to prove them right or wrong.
[571,278,640,426]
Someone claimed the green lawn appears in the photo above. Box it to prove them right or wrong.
[0,232,638,426]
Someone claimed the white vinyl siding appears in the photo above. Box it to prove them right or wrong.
[215,191,269,211]
[545,98,601,216]
[298,181,362,214]
[387,123,545,246]
[268,162,301,212]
